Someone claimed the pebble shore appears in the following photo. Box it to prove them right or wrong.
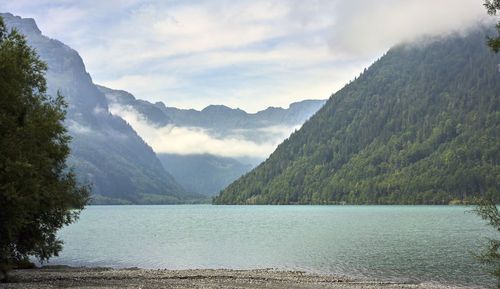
[0,266,466,289]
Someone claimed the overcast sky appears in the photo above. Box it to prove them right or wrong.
[0,0,490,112]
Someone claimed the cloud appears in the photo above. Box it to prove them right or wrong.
[1,0,493,112]
[327,0,490,56]
[148,126,279,158]
[67,120,92,134]
[93,105,107,115]
[108,103,294,158]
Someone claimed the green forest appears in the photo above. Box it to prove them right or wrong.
[214,28,500,205]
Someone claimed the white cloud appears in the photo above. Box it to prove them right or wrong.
[67,120,92,134]
[108,103,294,158]
[328,0,490,56]
[148,125,279,158]
[93,105,107,115]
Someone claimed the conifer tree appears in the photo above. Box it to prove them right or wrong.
[472,198,500,288]
[475,3,500,287]
[484,0,500,52]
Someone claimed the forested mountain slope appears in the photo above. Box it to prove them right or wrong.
[214,27,500,205]
[2,13,203,204]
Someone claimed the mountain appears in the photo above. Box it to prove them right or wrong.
[2,13,204,204]
[99,85,326,133]
[98,85,326,196]
[157,154,253,196]
[97,86,173,127]
[214,27,500,205]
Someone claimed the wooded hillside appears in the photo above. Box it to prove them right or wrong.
[214,28,500,205]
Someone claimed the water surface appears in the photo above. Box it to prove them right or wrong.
[48,205,496,288]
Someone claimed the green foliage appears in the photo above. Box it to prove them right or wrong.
[484,0,500,53]
[214,27,500,205]
[472,198,500,288]
[0,17,89,280]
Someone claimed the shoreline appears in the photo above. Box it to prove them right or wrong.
[0,266,467,289]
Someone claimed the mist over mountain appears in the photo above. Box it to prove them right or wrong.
[98,85,326,196]
[1,13,204,204]
[214,27,500,205]
[99,85,325,138]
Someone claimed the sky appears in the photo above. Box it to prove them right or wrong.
[0,0,491,113]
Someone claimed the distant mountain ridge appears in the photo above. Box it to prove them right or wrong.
[1,13,205,204]
[98,85,326,132]
[214,26,500,205]
[98,85,326,196]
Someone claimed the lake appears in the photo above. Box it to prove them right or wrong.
[46,205,496,288]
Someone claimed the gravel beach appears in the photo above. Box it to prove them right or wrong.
[0,266,466,289]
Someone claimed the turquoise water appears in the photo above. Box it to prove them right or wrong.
[47,205,495,288]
